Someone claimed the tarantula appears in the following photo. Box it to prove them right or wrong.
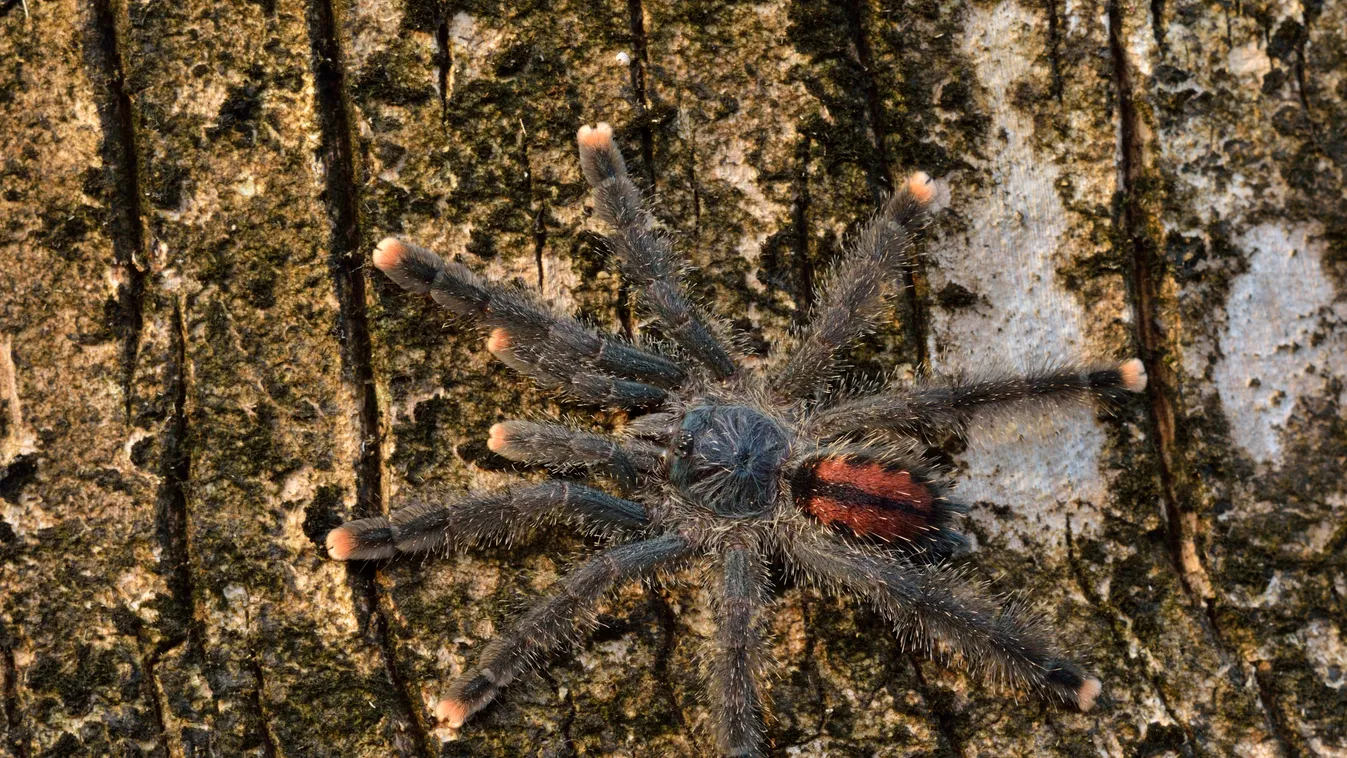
[325,122,1146,755]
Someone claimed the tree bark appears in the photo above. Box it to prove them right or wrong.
[2,0,1344,755]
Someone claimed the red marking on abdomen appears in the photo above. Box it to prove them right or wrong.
[795,458,937,542]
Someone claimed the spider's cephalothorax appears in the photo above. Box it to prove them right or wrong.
[324,122,1147,756]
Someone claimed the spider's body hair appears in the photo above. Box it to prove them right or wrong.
[322,123,1147,756]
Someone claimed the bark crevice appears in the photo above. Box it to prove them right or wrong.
[84,0,147,420]
[305,0,431,754]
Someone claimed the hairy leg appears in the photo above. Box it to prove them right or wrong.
[374,237,682,404]
[487,419,668,491]
[711,544,768,758]
[811,360,1147,439]
[576,123,737,379]
[324,482,649,561]
[783,529,1101,711]
[771,173,936,399]
[437,535,693,727]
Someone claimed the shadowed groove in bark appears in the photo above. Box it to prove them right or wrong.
[908,655,964,757]
[1045,0,1065,102]
[156,301,198,652]
[624,0,657,189]
[137,628,184,758]
[1106,0,1202,607]
[435,17,451,124]
[791,136,815,320]
[247,652,280,758]
[84,0,146,420]
[1104,9,1293,749]
[649,589,687,729]
[1254,660,1309,758]
[304,0,432,754]
[2,628,26,758]
[841,0,930,368]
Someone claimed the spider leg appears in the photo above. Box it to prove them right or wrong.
[711,544,768,758]
[436,534,693,728]
[487,420,666,491]
[771,173,936,399]
[811,360,1148,439]
[576,124,737,379]
[373,238,683,405]
[783,529,1101,711]
[324,482,648,561]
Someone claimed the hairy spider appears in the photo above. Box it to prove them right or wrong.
[325,122,1147,756]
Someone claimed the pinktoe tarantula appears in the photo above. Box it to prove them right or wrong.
[325,122,1147,756]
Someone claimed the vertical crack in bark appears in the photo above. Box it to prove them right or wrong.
[1254,660,1309,758]
[156,300,198,653]
[1150,0,1167,50]
[522,143,547,292]
[1107,0,1212,607]
[247,651,281,758]
[434,17,451,124]
[624,0,656,189]
[617,0,656,341]
[1045,0,1065,102]
[842,0,930,368]
[648,588,686,728]
[138,631,185,758]
[1102,14,1288,744]
[305,1,431,755]
[791,136,815,320]
[907,655,963,757]
[85,0,147,420]
[2,629,26,758]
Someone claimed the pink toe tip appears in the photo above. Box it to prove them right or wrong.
[485,328,512,354]
[486,423,511,453]
[372,238,407,271]
[906,171,935,205]
[435,698,470,729]
[1077,677,1102,712]
[325,527,355,561]
[1119,358,1147,393]
[577,122,614,150]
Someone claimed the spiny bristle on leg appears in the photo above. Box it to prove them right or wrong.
[1077,677,1102,712]
[576,122,614,150]
[906,171,935,206]
[1119,358,1148,393]
[372,237,408,271]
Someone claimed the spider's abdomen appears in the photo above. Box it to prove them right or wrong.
[792,457,951,544]
[669,405,789,517]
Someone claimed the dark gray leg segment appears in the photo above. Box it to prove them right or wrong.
[374,238,686,394]
[437,535,694,727]
[577,124,737,379]
[712,544,768,757]
[811,361,1146,439]
[326,482,648,561]
[489,420,645,490]
[783,529,1101,711]
[771,176,934,399]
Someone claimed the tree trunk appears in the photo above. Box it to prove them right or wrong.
[2,0,1344,755]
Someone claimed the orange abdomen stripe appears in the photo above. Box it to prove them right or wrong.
[795,458,938,542]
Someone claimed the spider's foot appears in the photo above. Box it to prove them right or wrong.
[324,518,396,561]
[576,122,614,150]
[434,697,471,729]
[906,171,935,205]
[1119,358,1148,393]
[1077,676,1103,712]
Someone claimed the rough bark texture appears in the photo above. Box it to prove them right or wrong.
[2,0,1345,755]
